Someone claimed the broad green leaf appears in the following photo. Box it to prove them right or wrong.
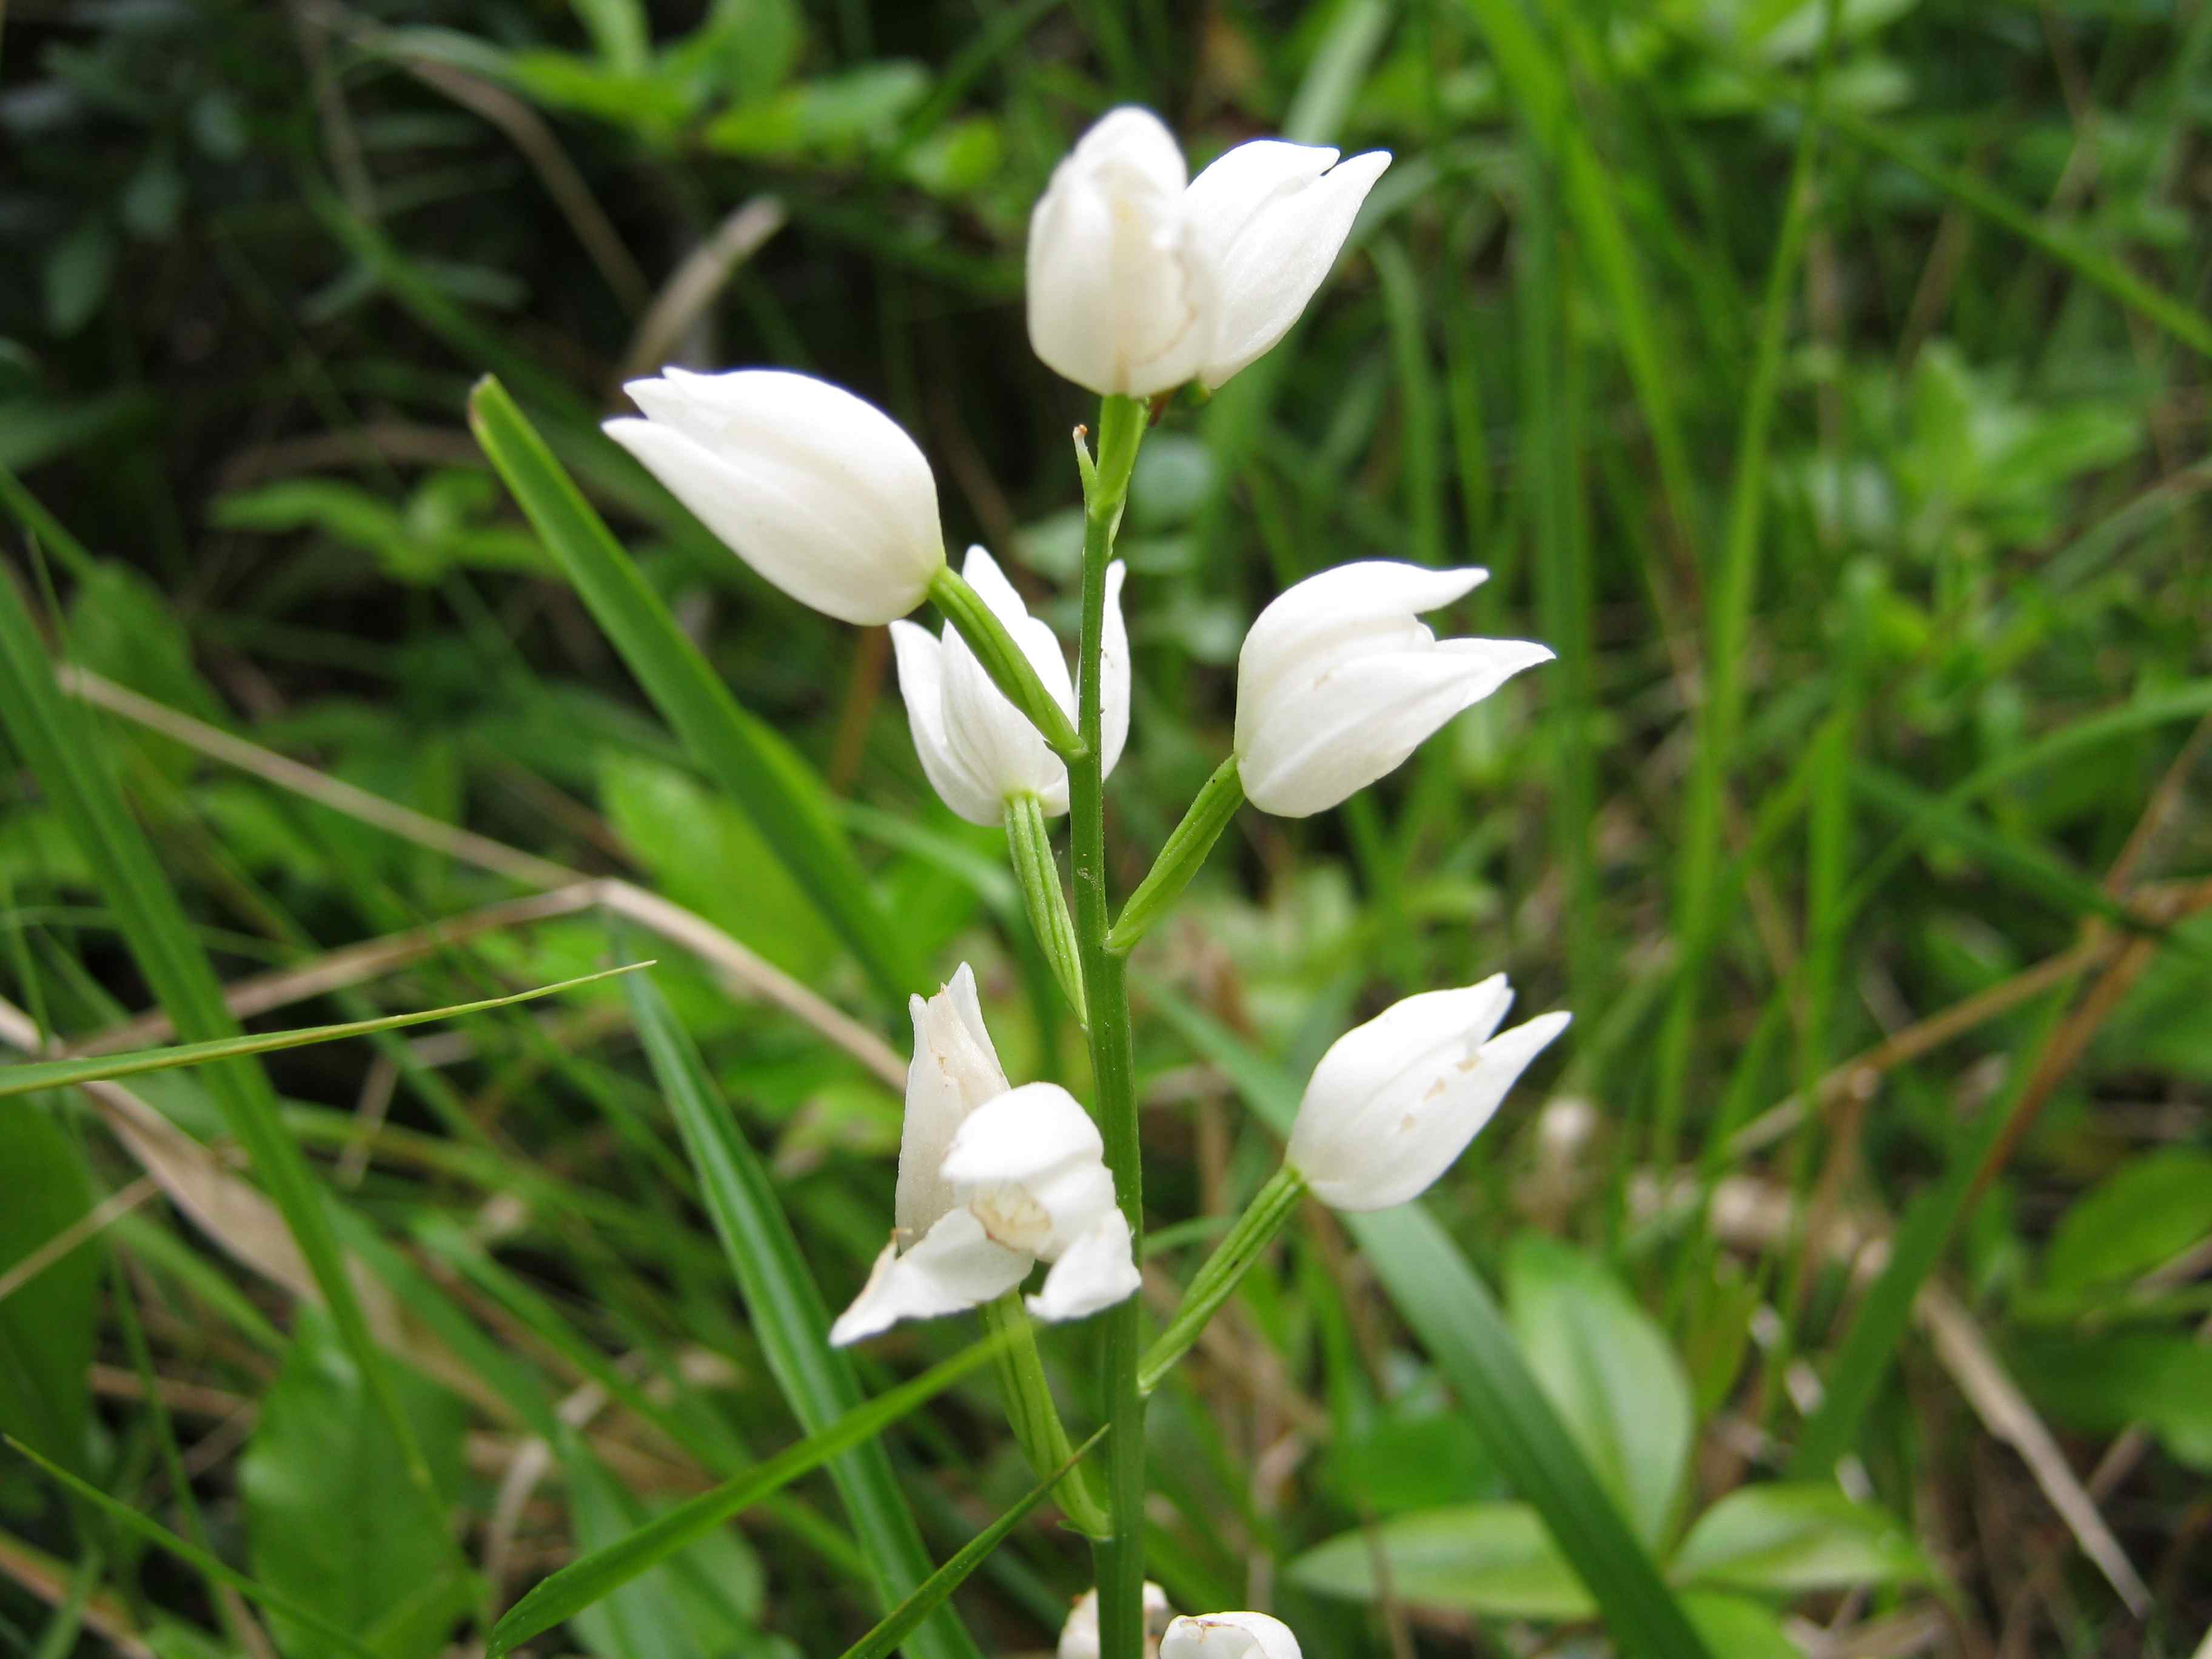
[1680,1591,1800,1659]
[0,1108,98,1472]
[483,1335,1007,1655]
[2016,1334,2212,1472]
[564,1453,780,1659]
[241,1310,474,1659]
[0,965,645,1099]
[1670,1485,1931,1594]
[600,750,837,979]
[2097,917,2212,1081]
[0,554,442,1506]
[622,970,980,1659]
[5,1435,382,1659]
[1507,1236,1694,1549]
[2039,1150,2212,1307]
[1143,985,1717,1659]
[1289,1503,1593,1619]
[705,62,929,158]
[468,376,921,1003]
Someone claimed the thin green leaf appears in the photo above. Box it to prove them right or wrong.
[3,1436,384,1659]
[0,965,646,1099]
[487,1335,1013,1656]
[468,374,922,1003]
[622,967,982,1659]
[1143,985,1716,1659]
[0,557,441,1509]
[835,1427,1108,1659]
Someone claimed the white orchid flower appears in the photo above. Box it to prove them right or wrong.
[604,368,943,626]
[1233,561,1553,817]
[1288,975,1571,1211]
[1027,107,1389,398]
[889,546,1128,825]
[829,965,1139,1345]
[1159,1613,1302,1659]
[1058,1583,1172,1659]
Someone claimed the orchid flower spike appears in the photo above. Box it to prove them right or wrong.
[1159,1613,1303,1659]
[1026,107,1389,398]
[1288,975,1571,1211]
[890,546,1128,825]
[1059,1584,1173,1659]
[605,368,943,626]
[830,965,1140,1344]
[1233,561,1553,817]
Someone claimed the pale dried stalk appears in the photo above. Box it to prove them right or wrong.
[615,197,789,389]
[58,666,905,1087]
[0,1532,158,1659]
[0,1176,161,1304]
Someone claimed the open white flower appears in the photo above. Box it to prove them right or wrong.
[1234,561,1553,817]
[889,546,1127,825]
[1027,108,1389,398]
[1288,976,1570,1211]
[1059,1583,1173,1659]
[830,965,1139,1344]
[605,368,943,626]
[1160,1613,1302,1659]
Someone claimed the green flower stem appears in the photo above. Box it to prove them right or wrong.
[928,566,1084,761]
[1004,793,1087,1025]
[1138,1164,1306,1395]
[979,1293,1111,1536]
[1105,757,1244,956]
[1067,395,1148,1659]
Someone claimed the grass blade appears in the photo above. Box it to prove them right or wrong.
[487,1336,1013,1656]
[0,564,441,1509]
[835,1427,1109,1659]
[468,375,923,1003]
[1144,987,1716,1659]
[4,1436,384,1659]
[0,965,645,1099]
[622,966,982,1659]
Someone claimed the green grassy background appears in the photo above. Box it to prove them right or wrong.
[2,1,2210,1655]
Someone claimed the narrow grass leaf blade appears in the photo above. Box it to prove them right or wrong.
[836,1427,1108,1659]
[488,1336,1011,1656]
[0,965,646,1099]
[0,566,440,1507]
[623,968,981,1659]
[1143,988,1715,1659]
[469,375,922,1002]
[3,1437,384,1659]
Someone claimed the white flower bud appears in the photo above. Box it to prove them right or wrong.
[1160,1613,1302,1659]
[1288,976,1570,1211]
[1233,561,1553,817]
[1059,1583,1172,1659]
[888,547,1128,826]
[1026,109,1389,398]
[604,368,943,626]
[830,966,1139,1345]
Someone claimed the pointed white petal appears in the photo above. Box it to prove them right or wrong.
[1191,147,1390,387]
[894,964,1011,1238]
[1099,560,1131,780]
[891,620,1001,826]
[827,1209,1031,1345]
[1027,1209,1141,1322]
[1161,1613,1302,1659]
[940,1083,1105,1188]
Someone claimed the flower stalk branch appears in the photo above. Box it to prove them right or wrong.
[928,565,1085,760]
[1068,394,1148,1659]
[1005,792,1087,1023]
[979,1293,1110,1536]
[1138,1164,1305,1393]
[1107,757,1244,955]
